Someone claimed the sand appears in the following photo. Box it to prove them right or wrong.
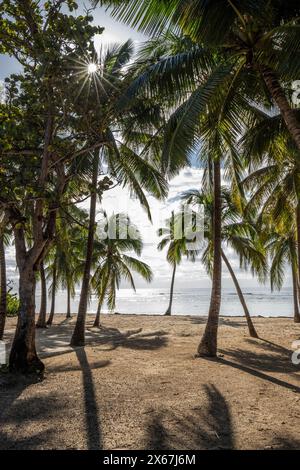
[0,314,300,450]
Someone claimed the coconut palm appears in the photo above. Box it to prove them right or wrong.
[95,0,300,356]
[180,187,267,337]
[97,0,300,150]
[36,262,47,328]
[46,208,89,326]
[70,40,167,347]
[157,211,199,315]
[266,217,300,323]
[241,109,300,310]
[92,213,153,327]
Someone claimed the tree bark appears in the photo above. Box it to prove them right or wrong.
[221,249,258,338]
[165,263,176,316]
[292,260,300,323]
[36,262,47,328]
[46,257,57,326]
[197,158,222,357]
[71,152,99,346]
[9,266,43,373]
[296,204,300,311]
[66,282,71,318]
[0,235,7,340]
[93,300,102,328]
[261,68,300,152]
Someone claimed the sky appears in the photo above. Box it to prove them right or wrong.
[0,2,292,292]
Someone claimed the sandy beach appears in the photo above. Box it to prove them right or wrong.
[1,314,300,450]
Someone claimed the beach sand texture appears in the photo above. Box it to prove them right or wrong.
[1,314,300,450]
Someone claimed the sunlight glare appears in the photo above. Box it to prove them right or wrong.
[88,63,98,74]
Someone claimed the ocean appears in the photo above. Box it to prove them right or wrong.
[36,286,296,318]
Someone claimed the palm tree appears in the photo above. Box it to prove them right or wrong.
[242,109,300,317]
[46,208,89,326]
[180,188,267,337]
[92,213,153,327]
[95,0,300,356]
[157,211,198,315]
[36,262,47,328]
[46,250,58,327]
[97,0,300,149]
[267,223,300,323]
[70,41,167,347]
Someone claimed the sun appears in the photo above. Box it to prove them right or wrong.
[87,63,98,74]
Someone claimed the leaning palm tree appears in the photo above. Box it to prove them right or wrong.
[268,227,300,324]
[241,111,300,314]
[36,261,47,328]
[97,0,300,149]
[96,0,300,357]
[92,213,153,327]
[70,40,167,347]
[180,188,267,337]
[157,211,198,315]
[45,207,89,326]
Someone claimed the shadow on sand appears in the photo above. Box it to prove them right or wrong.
[38,325,169,359]
[145,384,234,449]
[0,373,59,449]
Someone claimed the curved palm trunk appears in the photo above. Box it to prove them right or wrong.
[36,262,47,328]
[66,282,71,319]
[292,261,300,323]
[93,300,102,328]
[165,263,176,316]
[47,259,57,326]
[71,152,99,346]
[261,68,300,151]
[221,250,258,338]
[198,158,222,357]
[0,235,7,340]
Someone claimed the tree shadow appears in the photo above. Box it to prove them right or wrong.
[0,374,58,449]
[219,346,298,374]
[217,357,300,392]
[74,348,109,450]
[189,317,249,328]
[246,338,293,356]
[272,436,300,450]
[145,384,234,450]
[37,325,168,358]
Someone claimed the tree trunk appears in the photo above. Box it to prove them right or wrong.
[93,300,102,328]
[0,235,7,340]
[165,263,176,316]
[46,259,57,326]
[36,262,47,328]
[296,204,300,311]
[9,267,44,373]
[292,260,300,323]
[66,282,71,318]
[261,68,300,151]
[221,249,258,338]
[197,158,222,357]
[71,152,99,346]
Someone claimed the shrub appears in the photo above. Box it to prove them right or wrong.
[7,293,20,317]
